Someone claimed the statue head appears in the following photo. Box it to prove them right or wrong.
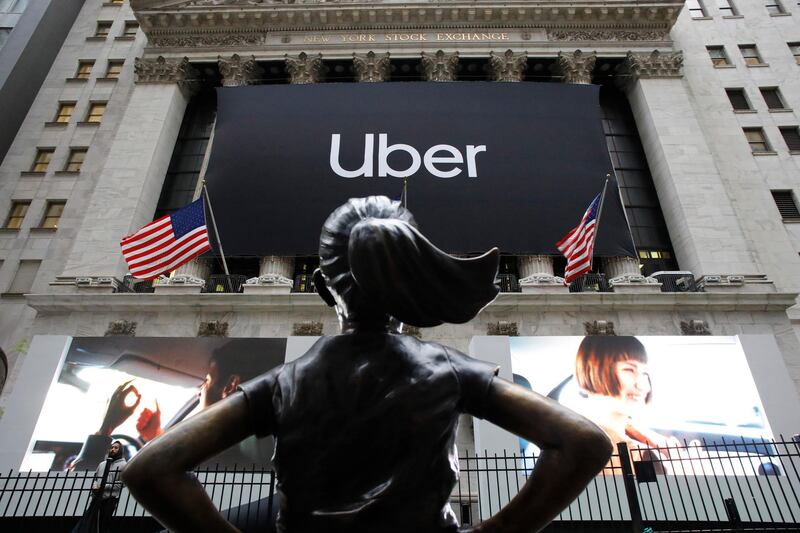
[314,196,500,331]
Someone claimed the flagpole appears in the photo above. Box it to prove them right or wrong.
[588,175,611,271]
[608,167,641,263]
[201,180,230,276]
[402,176,408,208]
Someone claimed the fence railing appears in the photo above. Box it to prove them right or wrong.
[4,440,800,532]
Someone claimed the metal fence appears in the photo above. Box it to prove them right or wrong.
[4,440,800,532]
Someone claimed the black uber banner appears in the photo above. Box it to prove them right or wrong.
[205,82,635,257]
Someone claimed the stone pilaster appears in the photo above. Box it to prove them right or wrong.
[353,51,390,82]
[620,49,762,281]
[135,56,200,96]
[556,50,596,85]
[488,50,527,82]
[244,256,294,294]
[285,52,323,84]
[602,256,661,293]
[218,54,264,87]
[421,50,458,82]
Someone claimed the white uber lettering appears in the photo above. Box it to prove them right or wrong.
[423,145,463,178]
[378,133,421,178]
[329,133,374,178]
[465,145,486,178]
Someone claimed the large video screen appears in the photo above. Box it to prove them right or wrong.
[511,336,775,475]
[23,337,286,472]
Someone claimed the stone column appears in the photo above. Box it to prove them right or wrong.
[556,49,596,85]
[60,57,199,291]
[488,49,527,82]
[285,52,323,84]
[219,54,265,87]
[353,51,390,82]
[421,50,458,81]
[244,256,295,294]
[619,50,765,292]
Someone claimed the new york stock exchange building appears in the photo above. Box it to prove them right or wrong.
[3,0,800,530]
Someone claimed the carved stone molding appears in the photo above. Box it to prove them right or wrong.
[245,274,293,286]
[402,325,421,339]
[548,29,670,42]
[198,320,229,337]
[487,321,518,336]
[158,274,205,285]
[134,56,200,94]
[293,321,323,336]
[489,49,527,82]
[556,49,596,85]
[218,54,264,86]
[105,320,137,337]
[149,33,268,48]
[76,276,121,291]
[680,320,711,336]
[353,51,390,83]
[622,50,683,82]
[421,50,458,82]
[584,320,615,336]
[285,52,323,84]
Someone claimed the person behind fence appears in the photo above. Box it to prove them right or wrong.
[72,440,126,533]
[123,196,613,533]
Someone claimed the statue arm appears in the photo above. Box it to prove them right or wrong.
[464,378,613,533]
[122,392,260,533]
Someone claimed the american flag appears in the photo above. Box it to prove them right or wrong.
[556,193,602,284]
[121,198,211,280]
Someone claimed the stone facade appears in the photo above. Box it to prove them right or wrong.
[1,1,800,444]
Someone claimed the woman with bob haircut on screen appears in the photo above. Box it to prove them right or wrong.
[123,196,612,533]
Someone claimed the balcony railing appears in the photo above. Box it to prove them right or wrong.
[652,271,702,293]
[3,439,800,532]
[204,274,248,294]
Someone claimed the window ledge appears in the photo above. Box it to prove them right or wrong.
[0,228,20,234]
[768,108,793,113]
[114,36,136,42]
[54,171,81,176]
[44,121,68,127]
[733,109,756,114]
[29,227,57,234]
[782,218,800,222]
[86,36,107,42]
[714,64,736,69]
[753,151,778,156]
[65,77,89,83]
[746,63,770,68]
[770,12,792,17]
[692,16,713,21]
[0,293,26,299]
[96,77,119,83]
[790,151,800,155]
[722,15,744,19]
[76,121,100,127]
[20,171,46,177]
[102,2,122,6]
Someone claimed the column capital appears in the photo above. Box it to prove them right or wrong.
[421,50,458,82]
[621,50,683,83]
[489,49,528,82]
[285,52,323,84]
[556,49,596,85]
[353,51,391,82]
[134,56,200,95]
[218,54,264,87]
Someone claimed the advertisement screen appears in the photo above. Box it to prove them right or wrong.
[206,82,636,257]
[23,337,286,472]
[511,336,775,475]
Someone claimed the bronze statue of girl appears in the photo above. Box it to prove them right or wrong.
[123,196,612,533]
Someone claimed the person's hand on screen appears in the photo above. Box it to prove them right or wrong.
[97,380,141,436]
[137,400,163,443]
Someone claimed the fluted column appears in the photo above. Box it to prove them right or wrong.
[421,50,458,81]
[219,54,264,87]
[244,256,294,294]
[285,52,323,84]
[353,51,390,82]
[556,50,596,85]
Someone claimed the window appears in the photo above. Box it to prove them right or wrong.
[718,0,738,15]
[771,190,800,220]
[789,43,800,65]
[85,102,106,123]
[4,201,29,229]
[75,61,94,80]
[6,260,39,295]
[707,46,730,66]
[726,88,751,110]
[0,27,11,50]
[105,60,123,79]
[122,21,138,38]
[40,201,65,229]
[64,148,87,172]
[780,127,800,151]
[108,0,123,4]
[743,127,772,152]
[30,148,53,172]
[760,87,787,110]
[54,102,74,124]
[94,21,112,38]
[687,0,708,18]
[739,45,764,66]
[766,0,786,14]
